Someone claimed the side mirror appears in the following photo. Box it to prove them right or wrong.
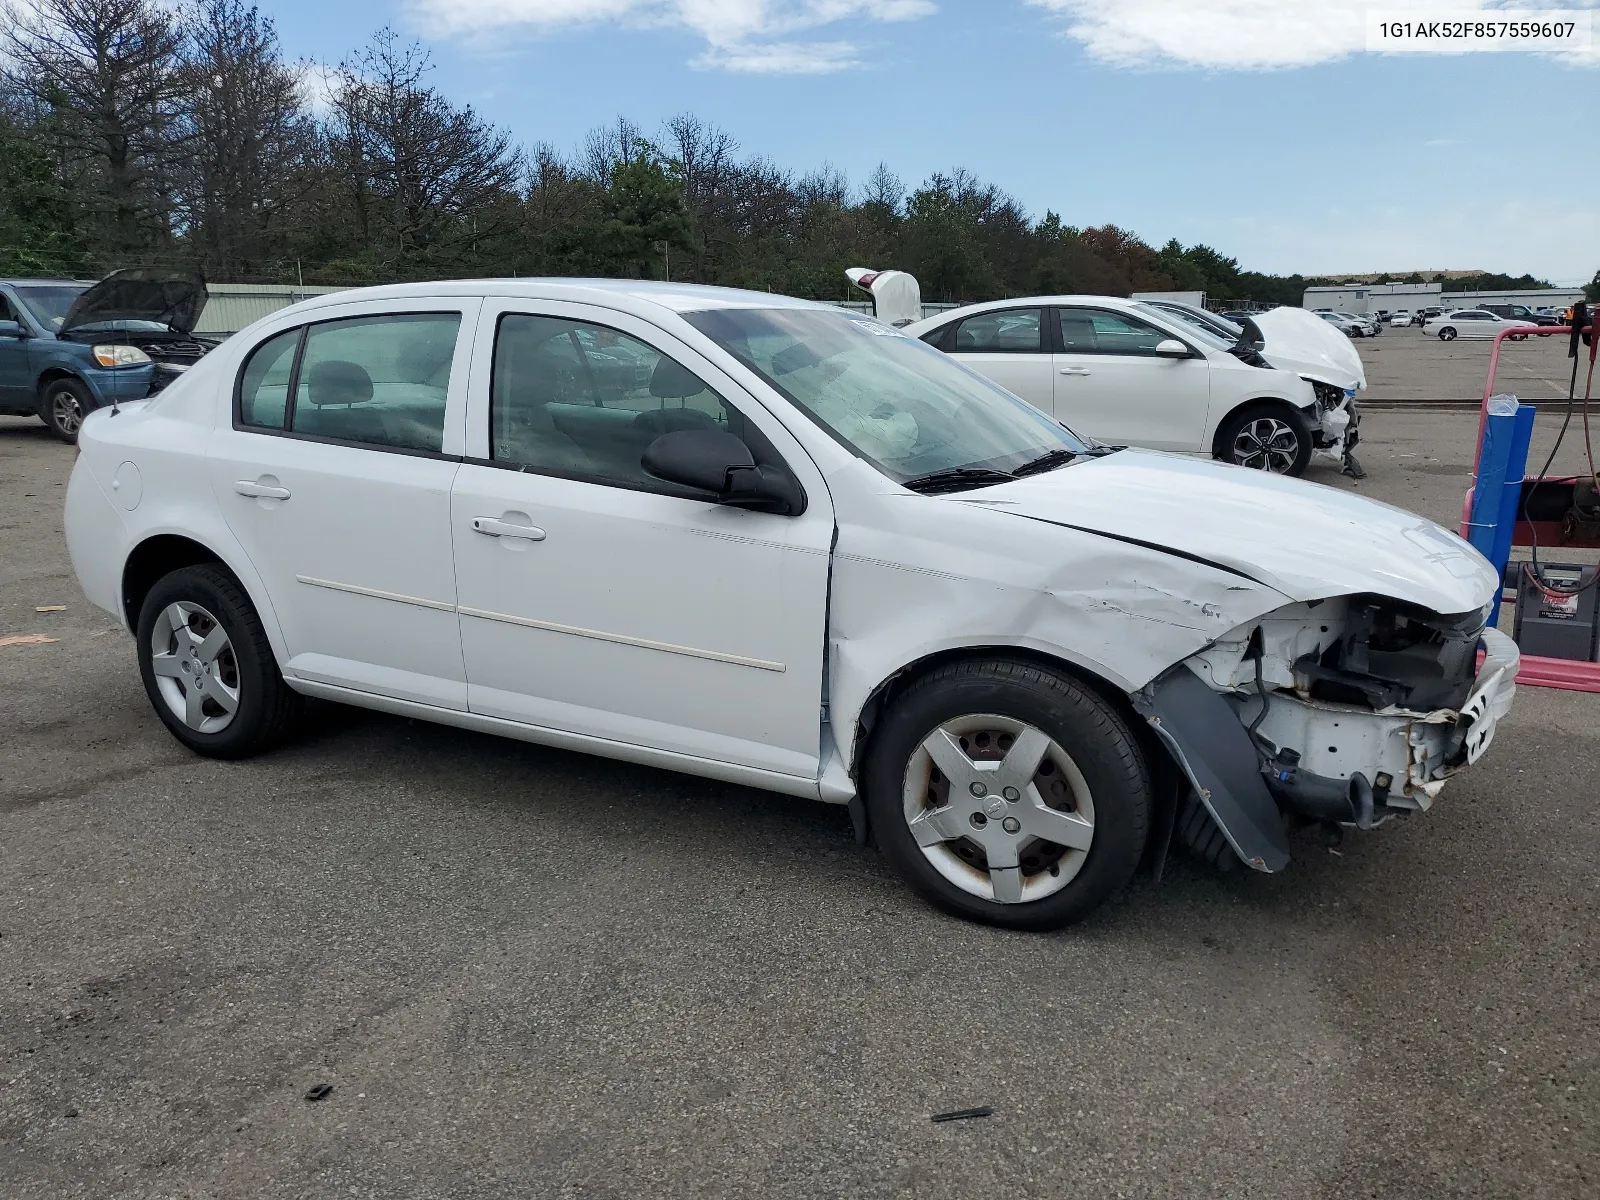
[1153,339,1189,357]
[642,428,805,515]
[0,320,27,339]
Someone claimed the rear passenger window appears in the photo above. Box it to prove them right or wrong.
[950,309,1042,353]
[238,328,299,429]
[289,313,461,452]
[491,314,766,492]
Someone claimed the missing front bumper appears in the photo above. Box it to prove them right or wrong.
[1142,628,1519,871]
[1251,627,1519,812]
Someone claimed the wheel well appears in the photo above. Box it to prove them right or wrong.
[1210,399,1307,459]
[122,535,225,628]
[36,368,84,399]
[850,645,1149,781]
[847,645,1182,858]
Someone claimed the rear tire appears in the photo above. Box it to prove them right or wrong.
[1216,403,1313,476]
[136,564,302,759]
[863,658,1152,931]
[1439,327,1457,341]
[39,377,92,444]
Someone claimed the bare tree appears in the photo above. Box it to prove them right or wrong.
[324,29,522,271]
[579,115,644,184]
[177,0,312,278]
[658,113,738,282]
[4,0,188,259]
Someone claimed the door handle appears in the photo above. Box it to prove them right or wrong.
[1059,368,1092,377]
[234,480,291,500]
[472,516,546,541]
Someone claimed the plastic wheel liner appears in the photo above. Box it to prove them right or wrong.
[1131,665,1291,872]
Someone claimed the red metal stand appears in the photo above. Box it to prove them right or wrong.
[1458,321,1600,692]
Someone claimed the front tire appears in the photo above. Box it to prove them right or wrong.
[1216,403,1313,476]
[136,564,302,759]
[1439,327,1457,341]
[863,659,1152,931]
[39,377,92,443]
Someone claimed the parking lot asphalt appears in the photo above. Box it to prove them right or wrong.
[3,346,1598,1198]
[1360,321,1582,404]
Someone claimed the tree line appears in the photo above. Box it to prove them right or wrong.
[0,0,1564,308]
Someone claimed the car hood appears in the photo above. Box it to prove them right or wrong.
[957,450,1496,615]
[59,268,207,336]
[1251,306,1366,392]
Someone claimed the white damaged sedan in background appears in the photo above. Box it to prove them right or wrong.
[64,280,1517,929]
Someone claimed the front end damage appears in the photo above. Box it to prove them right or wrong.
[1308,381,1363,477]
[1134,595,1518,871]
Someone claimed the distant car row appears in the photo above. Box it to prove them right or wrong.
[1313,303,1569,341]
[1315,311,1382,338]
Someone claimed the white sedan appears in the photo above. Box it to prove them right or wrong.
[903,297,1336,476]
[1424,309,1531,341]
[1389,311,1413,327]
[64,280,1518,929]
[1335,311,1381,337]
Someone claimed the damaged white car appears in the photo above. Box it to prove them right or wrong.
[1140,299,1367,477]
[63,281,1516,930]
[904,296,1359,478]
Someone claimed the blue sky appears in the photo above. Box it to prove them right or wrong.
[264,0,1598,283]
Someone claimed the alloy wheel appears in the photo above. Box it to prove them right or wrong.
[901,713,1095,904]
[50,388,84,437]
[148,601,241,734]
[1231,417,1300,473]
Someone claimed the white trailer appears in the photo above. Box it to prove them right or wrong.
[1131,290,1206,308]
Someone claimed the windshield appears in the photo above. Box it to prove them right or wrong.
[13,285,87,331]
[684,307,1089,484]
[1136,302,1238,350]
[12,284,171,334]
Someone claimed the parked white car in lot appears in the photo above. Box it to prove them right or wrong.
[1424,309,1529,341]
[1316,311,1364,337]
[903,297,1343,476]
[1136,300,1365,475]
[1389,310,1413,327]
[64,280,1519,929]
[1336,312,1380,337]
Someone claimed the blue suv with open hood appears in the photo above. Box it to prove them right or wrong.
[0,269,212,443]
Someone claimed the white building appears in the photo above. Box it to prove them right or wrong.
[1437,287,1584,312]
[1303,281,1584,316]
[1302,282,1442,315]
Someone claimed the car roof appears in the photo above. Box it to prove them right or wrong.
[0,278,90,287]
[284,278,826,319]
[903,295,1144,330]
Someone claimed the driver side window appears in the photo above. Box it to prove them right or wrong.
[490,314,771,493]
[1057,308,1171,355]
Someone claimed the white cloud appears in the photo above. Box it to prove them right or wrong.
[1027,0,1599,70]
[407,0,936,73]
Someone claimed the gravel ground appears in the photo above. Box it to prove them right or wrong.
[1,374,1597,1199]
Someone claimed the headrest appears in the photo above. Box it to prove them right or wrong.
[649,356,707,399]
[633,407,718,436]
[307,360,373,407]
